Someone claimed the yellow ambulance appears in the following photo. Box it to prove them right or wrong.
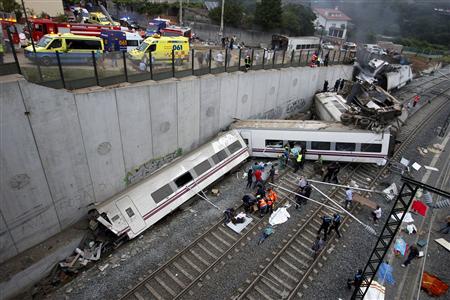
[128,34,189,64]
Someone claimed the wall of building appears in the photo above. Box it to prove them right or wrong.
[0,65,353,263]
[18,0,64,17]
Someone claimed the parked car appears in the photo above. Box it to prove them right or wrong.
[363,44,387,55]
[322,42,335,50]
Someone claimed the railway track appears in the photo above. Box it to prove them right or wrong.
[118,79,450,300]
[393,70,450,99]
[235,87,450,300]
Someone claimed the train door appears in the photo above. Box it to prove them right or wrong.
[115,196,146,234]
[239,130,252,155]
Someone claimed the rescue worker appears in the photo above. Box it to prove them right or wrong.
[242,194,257,213]
[244,55,252,71]
[299,147,307,169]
[333,79,341,92]
[328,213,342,238]
[256,184,266,199]
[311,235,324,259]
[344,187,353,209]
[331,162,340,184]
[223,208,235,224]
[266,188,278,213]
[258,196,268,217]
[0,41,4,64]
[323,161,338,182]
[283,145,290,164]
[347,269,363,289]
[318,215,332,240]
[293,152,303,173]
[322,80,329,92]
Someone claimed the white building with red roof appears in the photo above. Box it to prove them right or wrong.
[313,7,351,41]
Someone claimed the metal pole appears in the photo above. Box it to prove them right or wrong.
[272,50,276,68]
[171,49,175,77]
[6,26,21,75]
[290,50,294,66]
[179,0,183,25]
[208,49,212,73]
[331,50,336,65]
[219,0,225,37]
[262,49,266,68]
[337,49,342,63]
[21,0,42,80]
[343,50,348,63]
[55,51,65,89]
[224,47,228,72]
[306,50,310,65]
[298,50,302,65]
[92,51,99,86]
[281,50,285,67]
[238,48,241,70]
[191,48,195,75]
[250,49,254,67]
[149,51,153,80]
[307,179,383,193]
[122,51,128,82]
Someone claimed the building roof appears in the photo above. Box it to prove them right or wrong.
[314,8,351,21]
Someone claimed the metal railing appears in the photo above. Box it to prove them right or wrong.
[1,36,354,90]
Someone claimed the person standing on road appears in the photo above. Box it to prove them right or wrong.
[339,79,345,91]
[372,205,382,225]
[246,168,253,189]
[294,152,302,173]
[318,215,333,240]
[402,245,419,267]
[253,168,263,189]
[344,187,353,209]
[328,213,342,238]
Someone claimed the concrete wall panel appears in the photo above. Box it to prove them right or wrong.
[218,73,238,130]
[0,79,59,260]
[263,70,280,114]
[75,90,125,201]
[116,86,153,172]
[251,71,269,116]
[149,81,178,157]
[235,72,255,119]
[177,77,200,151]
[0,216,17,262]
[199,75,220,143]
[19,82,95,228]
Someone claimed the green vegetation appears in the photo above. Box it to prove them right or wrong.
[254,0,282,30]
[208,0,243,27]
[0,0,22,20]
[281,4,316,36]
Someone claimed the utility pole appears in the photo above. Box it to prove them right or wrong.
[219,0,225,37]
[179,0,183,25]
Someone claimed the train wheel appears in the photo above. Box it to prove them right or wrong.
[360,118,371,128]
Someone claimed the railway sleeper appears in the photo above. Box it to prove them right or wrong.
[253,284,274,300]
[285,250,310,269]
[273,263,299,281]
[279,256,305,275]
[260,277,288,297]
[267,270,294,290]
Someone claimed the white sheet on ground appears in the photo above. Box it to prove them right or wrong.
[364,280,385,300]
[226,216,253,234]
[269,207,291,226]
[391,212,414,223]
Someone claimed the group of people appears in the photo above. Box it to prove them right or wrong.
[242,186,279,217]
[322,78,346,93]
[310,51,330,68]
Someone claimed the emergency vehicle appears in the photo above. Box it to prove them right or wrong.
[24,33,104,65]
[27,18,121,42]
[100,29,143,52]
[88,12,119,26]
[128,35,189,64]
[0,12,20,48]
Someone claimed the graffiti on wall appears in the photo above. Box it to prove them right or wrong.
[285,98,307,114]
[250,106,283,120]
[124,148,183,186]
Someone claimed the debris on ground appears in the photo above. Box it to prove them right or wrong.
[211,188,220,196]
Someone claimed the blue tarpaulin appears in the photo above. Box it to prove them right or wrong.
[377,262,395,285]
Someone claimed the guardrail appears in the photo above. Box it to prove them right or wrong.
[1,36,354,90]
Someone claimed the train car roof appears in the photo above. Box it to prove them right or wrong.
[230,119,387,133]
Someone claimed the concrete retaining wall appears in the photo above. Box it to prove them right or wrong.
[0,65,353,263]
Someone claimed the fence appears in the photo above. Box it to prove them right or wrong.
[1,36,354,90]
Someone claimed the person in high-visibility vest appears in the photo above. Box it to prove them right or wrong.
[258,196,268,217]
[0,42,4,64]
[294,152,302,173]
[266,188,278,214]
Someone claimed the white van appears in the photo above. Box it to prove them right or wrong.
[363,44,387,55]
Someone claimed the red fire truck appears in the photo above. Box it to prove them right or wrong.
[0,12,20,48]
[27,18,121,42]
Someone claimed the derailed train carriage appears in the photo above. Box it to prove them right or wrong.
[92,130,249,240]
[230,119,394,165]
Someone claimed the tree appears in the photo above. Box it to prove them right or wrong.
[209,0,244,28]
[281,4,316,36]
[255,0,282,30]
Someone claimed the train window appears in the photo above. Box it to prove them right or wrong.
[174,171,194,188]
[361,143,382,153]
[311,141,331,150]
[336,142,356,151]
[265,140,283,148]
[125,207,135,218]
[111,215,120,222]
[211,149,228,164]
[288,141,307,149]
[194,159,211,176]
[151,184,174,204]
[227,140,242,154]
[243,138,249,145]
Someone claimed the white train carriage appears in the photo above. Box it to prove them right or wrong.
[93,130,249,239]
[231,120,392,165]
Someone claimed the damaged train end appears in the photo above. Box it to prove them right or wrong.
[89,130,250,241]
